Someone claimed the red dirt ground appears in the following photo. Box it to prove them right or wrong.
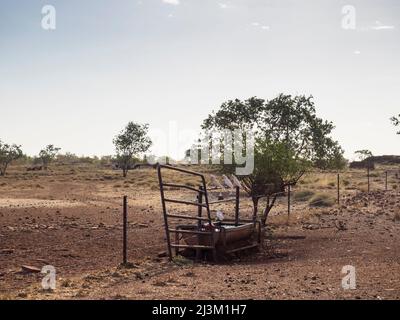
[0,167,399,300]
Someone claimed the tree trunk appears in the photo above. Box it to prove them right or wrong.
[252,197,259,221]
[0,163,8,176]
[122,165,128,178]
[261,195,277,227]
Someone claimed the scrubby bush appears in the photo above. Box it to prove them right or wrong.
[293,190,315,202]
[309,193,335,207]
[0,140,23,176]
[39,145,61,169]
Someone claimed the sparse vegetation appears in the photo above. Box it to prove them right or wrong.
[39,145,61,170]
[2,0,400,302]
[0,140,23,176]
[309,193,335,207]
[0,160,399,300]
[293,190,315,202]
[172,255,193,266]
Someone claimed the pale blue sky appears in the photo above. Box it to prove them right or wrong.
[0,0,399,159]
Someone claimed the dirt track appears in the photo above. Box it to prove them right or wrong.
[0,167,399,300]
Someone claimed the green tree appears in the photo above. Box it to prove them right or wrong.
[354,149,373,161]
[202,94,344,225]
[241,139,310,225]
[0,140,23,176]
[391,114,399,134]
[113,122,152,177]
[39,145,61,169]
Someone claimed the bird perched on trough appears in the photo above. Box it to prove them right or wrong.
[230,174,242,188]
[216,210,225,221]
[210,174,224,189]
[222,175,234,189]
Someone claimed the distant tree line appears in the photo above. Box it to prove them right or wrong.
[0,141,61,176]
[1,106,397,184]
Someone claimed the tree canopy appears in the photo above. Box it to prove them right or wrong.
[39,145,61,169]
[113,122,152,177]
[0,140,23,176]
[354,149,373,161]
[202,94,345,225]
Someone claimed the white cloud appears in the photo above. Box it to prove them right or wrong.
[354,50,361,55]
[250,23,270,31]
[162,0,180,5]
[371,21,395,30]
[218,3,229,9]
[372,25,395,30]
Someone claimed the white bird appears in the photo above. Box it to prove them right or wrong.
[210,174,224,189]
[216,210,224,221]
[222,175,234,189]
[230,174,242,188]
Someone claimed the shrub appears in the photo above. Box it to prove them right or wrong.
[293,190,315,202]
[172,255,193,266]
[309,193,335,207]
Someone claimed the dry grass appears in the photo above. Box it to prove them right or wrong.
[293,190,315,202]
[309,193,336,207]
[1,163,399,202]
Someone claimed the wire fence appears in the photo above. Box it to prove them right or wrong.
[120,166,400,263]
[275,167,400,217]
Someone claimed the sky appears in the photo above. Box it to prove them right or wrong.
[0,0,399,160]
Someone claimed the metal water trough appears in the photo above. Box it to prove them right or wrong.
[177,223,255,247]
[157,164,262,261]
